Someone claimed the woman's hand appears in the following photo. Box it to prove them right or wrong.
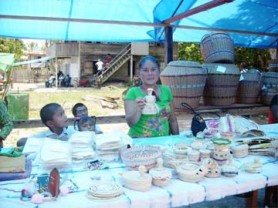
[135,97,145,111]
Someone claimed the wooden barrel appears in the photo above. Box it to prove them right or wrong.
[203,63,240,106]
[200,33,235,63]
[236,69,262,104]
[160,61,207,110]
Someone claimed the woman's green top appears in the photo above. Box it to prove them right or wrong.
[125,85,173,138]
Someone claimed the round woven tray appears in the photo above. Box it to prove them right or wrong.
[201,32,234,63]
[160,60,207,109]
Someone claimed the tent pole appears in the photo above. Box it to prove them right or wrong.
[55,58,58,88]
[130,55,133,82]
[164,26,173,64]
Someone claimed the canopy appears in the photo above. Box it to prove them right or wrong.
[0,53,15,72]
[13,56,54,67]
[0,0,277,48]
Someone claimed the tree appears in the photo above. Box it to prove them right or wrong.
[0,38,24,61]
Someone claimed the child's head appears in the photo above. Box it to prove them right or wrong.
[40,103,68,132]
[72,103,88,119]
[75,116,96,131]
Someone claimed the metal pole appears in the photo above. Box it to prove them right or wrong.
[130,55,133,82]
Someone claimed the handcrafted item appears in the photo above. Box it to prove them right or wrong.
[163,149,188,169]
[212,138,231,165]
[120,145,162,170]
[48,168,60,198]
[187,150,200,162]
[203,158,221,178]
[149,158,172,187]
[203,63,240,106]
[122,165,152,192]
[244,158,262,173]
[0,147,25,173]
[236,69,262,104]
[160,60,207,109]
[231,144,249,158]
[173,143,192,155]
[221,158,238,177]
[199,149,211,160]
[176,163,208,183]
[142,88,159,115]
[200,32,235,63]
[87,181,123,200]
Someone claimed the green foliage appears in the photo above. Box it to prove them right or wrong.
[0,38,24,61]
[178,42,203,62]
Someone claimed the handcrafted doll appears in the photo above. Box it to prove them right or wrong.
[142,88,159,115]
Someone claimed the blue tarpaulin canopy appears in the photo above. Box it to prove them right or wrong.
[0,0,277,48]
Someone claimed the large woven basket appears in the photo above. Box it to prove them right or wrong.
[268,59,278,72]
[261,89,278,105]
[203,63,240,106]
[200,33,234,63]
[262,72,278,91]
[160,60,207,110]
[236,69,262,104]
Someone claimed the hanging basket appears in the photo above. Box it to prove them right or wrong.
[160,61,207,110]
[200,33,235,64]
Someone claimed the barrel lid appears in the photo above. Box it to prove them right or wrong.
[161,60,207,76]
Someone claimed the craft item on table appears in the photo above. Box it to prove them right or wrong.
[243,158,262,173]
[176,162,208,183]
[221,158,238,177]
[0,147,25,173]
[71,147,96,161]
[39,138,71,170]
[120,145,162,170]
[122,165,152,192]
[173,143,192,155]
[202,158,221,178]
[219,114,235,139]
[233,116,260,135]
[0,159,32,181]
[191,139,205,150]
[188,150,200,162]
[69,131,94,147]
[240,129,265,137]
[37,174,49,193]
[142,88,159,115]
[48,168,60,198]
[231,143,249,158]
[199,149,211,160]
[149,158,172,187]
[162,149,188,169]
[87,181,123,200]
[212,138,231,165]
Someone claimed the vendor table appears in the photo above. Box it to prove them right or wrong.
[0,124,277,208]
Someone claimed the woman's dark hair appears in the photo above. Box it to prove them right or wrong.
[138,55,160,70]
[72,103,87,117]
[270,95,278,108]
[40,103,61,126]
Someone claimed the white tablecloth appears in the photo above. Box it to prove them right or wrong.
[0,124,277,208]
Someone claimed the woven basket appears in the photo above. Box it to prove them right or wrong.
[201,33,234,63]
[261,89,278,105]
[268,59,278,72]
[262,72,278,91]
[236,69,262,104]
[160,61,207,110]
[203,63,240,106]
[120,146,162,170]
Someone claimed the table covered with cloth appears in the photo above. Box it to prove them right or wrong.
[0,124,277,208]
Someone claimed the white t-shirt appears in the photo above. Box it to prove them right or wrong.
[95,61,104,71]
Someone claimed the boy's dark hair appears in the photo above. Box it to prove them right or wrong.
[72,103,87,117]
[74,116,96,130]
[40,103,62,126]
[270,95,278,108]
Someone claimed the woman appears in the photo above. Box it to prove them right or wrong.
[124,55,179,138]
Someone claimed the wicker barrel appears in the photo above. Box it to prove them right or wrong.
[262,72,278,91]
[261,89,278,105]
[236,69,262,104]
[200,33,234,63]
[160,61,207,110]
[203,63,240,106]
[268,59,278,72]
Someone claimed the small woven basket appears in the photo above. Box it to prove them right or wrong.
[120,146,162,170]
[203,63,240,106]
[236,69,262,104]
[160,61,207,110]
[201,33,234,63]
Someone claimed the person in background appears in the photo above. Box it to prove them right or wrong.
[104,53,112,69]
[75,116,97,132]
[240,62,248,73]
[95,59,104,75]
[71,103,102,133]
[268,95,278,124]
[124,55,179,138]
[0,99,13,148]
[64,74,71,87]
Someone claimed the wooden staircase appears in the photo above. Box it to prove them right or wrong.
[97,44,131,85]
